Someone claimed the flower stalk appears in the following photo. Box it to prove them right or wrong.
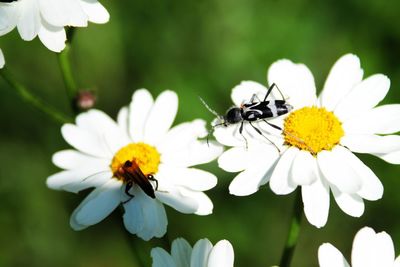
[279,189,303,267]
[57,27,79,112]
[0,66,72,124]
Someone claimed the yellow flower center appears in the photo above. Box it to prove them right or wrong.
[283,106,344,155]
[111,142,161,179]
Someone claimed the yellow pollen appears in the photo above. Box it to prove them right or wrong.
[283,106,344,154]
[111,142,161,177]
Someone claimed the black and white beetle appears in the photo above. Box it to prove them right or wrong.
[201,83,293,150]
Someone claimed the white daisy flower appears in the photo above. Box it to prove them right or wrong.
[47,89,222,240]
[0,48,4,68]
[318,226,400,267]
[215,54,400,227]
[0,0,109,52]
[151,238,234,267]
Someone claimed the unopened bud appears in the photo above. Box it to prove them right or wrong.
[74,90,96,111]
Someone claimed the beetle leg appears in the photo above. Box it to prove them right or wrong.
[239,121,248,149]
[148,175,158,191]
[250,94,262,103]
[122,181,134,204]
[262,119,282,130]
[264,83,286,101]
[249,121,280,153]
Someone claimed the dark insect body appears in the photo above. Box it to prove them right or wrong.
[201,83,293,150]
[116,160,158,203]
[0,1,18,2]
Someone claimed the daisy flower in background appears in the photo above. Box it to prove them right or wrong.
[47,89,222,240]
[318,227,400,267]
[0,48,4,68]
[216,54,400,227]
[0,0,109,52]
[151,238,234,267]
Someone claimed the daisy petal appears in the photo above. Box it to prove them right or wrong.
[269,147,298,195]
[351,227,395,267]
[123,186,167,240]
[331,186,364,217]
[79,0,110,24]
[375,151,400,164]
[61,124,109,158]
[160,120,222,167]
[394,256,400,267]
[171,238,192,267]
[343,104,400,135]
[351,227,376,267]
[179,188,214,215]
[317,147,362,194]
[267,59,317,109]
[229,167,269,196]
[290,150,318,185]
[117,106,129,135]
[165,140,222,168]
[156,188,199,214]
[341,134,400,154]
[144,90,178,145]
[47,169,111,193]
[151,248,176,267]
[338,149,383,201]
[65,0,87,27]
[334,74,390,121]
[38,0,69,27]
[76,109,115,131]
[373,232,396,267]
[191,239,213,267]
[218,147,248,172]
[70,179,122,230]
[213,123,245,147]
[231,81,268,106]
[302,176,330,228]
[129,89,154,142]
[76,109,129,153]
[208,240,234,267]
[158,119,207,153]
[318,243,350,267]
[37,21,66,52]
[62,171,111,193]
[0,48,4,69]
[17,0,41,41]
[158,166,217,191]
[52,149,109,170]
[319,54,363,111]
[0,3,18,36]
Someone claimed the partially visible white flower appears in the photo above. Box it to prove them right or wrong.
[151,238,234,267]
[319,227,400,267]
[47,89,222,240]
[215,54,399,228]
[0,0,109,52]
[0,48,4,68]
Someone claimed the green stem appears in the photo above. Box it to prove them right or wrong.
[57,27,78,111]
[279,189,303,267]
[0,67,72,124]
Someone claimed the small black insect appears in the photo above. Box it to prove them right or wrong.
[0,0,18,2]
[201,83,293,150]
[116,160,158,203]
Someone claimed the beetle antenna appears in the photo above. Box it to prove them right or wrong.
[199,96,222,118]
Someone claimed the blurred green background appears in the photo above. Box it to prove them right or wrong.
[1,0,400,266]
